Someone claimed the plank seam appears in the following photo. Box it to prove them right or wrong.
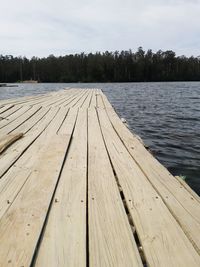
[95,108,146,266]
[102,102,200,255]
[72,90,89,108]
[86,108,89,267]
[56,108,70,134]
[88,89,94,107]
[63,91,84,107]
[0,108,60,179]
[0,106,32,130]
[0,106,22,121]
[8,106,42,134]
[54,91,80,107]
[0,105,14,115]
[23,108,51,135]
[81,90,91,108]
[30,109,79,267]
[0,172,32,220]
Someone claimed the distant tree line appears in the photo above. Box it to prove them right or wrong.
[0,47,200,83]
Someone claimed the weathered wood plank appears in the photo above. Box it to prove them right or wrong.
[102,100,200,254]
[96,89,105,108]
[0,107,59,178]
[15,94,56,107]
[56,90,83,108]
[0,108,70,219]
[64,90,87,108]
[89,89,97,107]
[99,90,112,109]
[38,90,72,107]
[0,105,22,122]
[0,105,31,129]
[81,89,93,108]
[0,104,14,115]
[175,175,200,203]
[73,89,90,108]
[88,107,143,267]
[53,90,81,107]
[11,107,50,135]
[0,94,44,106]
[0,108,77,267]
[0,105,41,135]
[35,108,87,267]
[97,107,200,267]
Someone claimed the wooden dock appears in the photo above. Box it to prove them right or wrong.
[0,88,199,267]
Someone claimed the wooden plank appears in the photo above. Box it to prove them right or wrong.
[52,90,80,107]
[0,108,70,219]
[73,89,90,108]
[38,91,71,107]
[81,89,93,108]
[66,90,88,108]
[4,90,66,107]
[0,104,14,115]
[0,108,77,267]
[0,105,31,129]
[0,95,42,106]
[0,107,59,178]
[11,107,50,135]
[21,95,55,107]
[175,176,200,203]
[35,108,87,267]
[96,90,105,108]
[14,94,53,106]
[55,90,83,107]
[0,105,22,122]
[0,105,41,135]
[97,107,200,267]
[60,90,84,108]
[0,93,54,107]
[63,91,84,107]
[4,90,67,107]
[89,89,97,107]
[0,133,23,154]
[99,90,113,109]
[103,101,200,254]
[23,91,68,106]
[88,108,143,267]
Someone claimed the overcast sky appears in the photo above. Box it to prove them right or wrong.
[0,0,200,58]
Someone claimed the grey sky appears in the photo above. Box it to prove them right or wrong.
[0,0,200,57]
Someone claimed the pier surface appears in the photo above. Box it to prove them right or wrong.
[0,88,200,267]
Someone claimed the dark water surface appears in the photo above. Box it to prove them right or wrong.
[1,82,200,195]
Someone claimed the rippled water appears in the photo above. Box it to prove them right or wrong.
[0,82,200,195]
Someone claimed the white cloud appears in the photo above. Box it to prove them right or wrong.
[0,0,200,57]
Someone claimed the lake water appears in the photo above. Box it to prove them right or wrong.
[0,82,200,195]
